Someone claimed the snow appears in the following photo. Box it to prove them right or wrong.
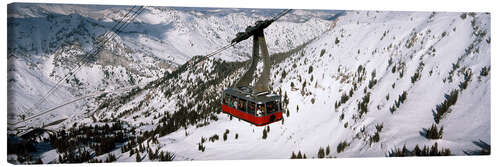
[8,3,330,131]
[7,3,490,164]
[149,10,490,159]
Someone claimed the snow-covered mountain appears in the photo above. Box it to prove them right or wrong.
[7,3,490,164]
[7,3,333,129]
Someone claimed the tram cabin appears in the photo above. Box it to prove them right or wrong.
[221,87,283,126]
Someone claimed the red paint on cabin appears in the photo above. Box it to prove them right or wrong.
[221,104,282,126]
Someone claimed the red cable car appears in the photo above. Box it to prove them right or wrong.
[220,9,291,126]
[221,87,283,126]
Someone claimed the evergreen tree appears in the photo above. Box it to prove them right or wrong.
[430,142,439,156]
[337,141,349,153]
[58,154,63,163]
[439,126,444,138]
[413,144,421,156]
[426,124,443,139]
[326,145,331,155]
[159,151,175,161]
[159,152,165,160]
[105,153,116,162]
[223,129,230,141]
[262,128,268,139]
[422,146,428,155]
[140,144,145,153]
[318,147,325,158]
[136,152,141,162]
[402,145,409,156]
[148,147,154,160]
[129,148,135,157]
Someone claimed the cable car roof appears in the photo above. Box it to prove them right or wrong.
[223,87,280,103]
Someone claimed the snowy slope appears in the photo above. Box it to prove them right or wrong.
[7,4,333,130]
[89,10,490,161]
[7,4,490,164]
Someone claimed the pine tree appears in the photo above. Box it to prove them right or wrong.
[159,151,165,160]
[318,147,325,158]
[148,147,154,160]
[422,146,428,155]
[105,153,116,162]
[430,142,439,156]
[136,152,141,162]
[262,128,268,139]
[438,126,444,138]
[402,91,407,102]
[402,145,409,156]
[413,144,422,156]
[326,145,331,155]
[337,141,349,153]
[426,124,442,139]
[129,148,135,157]
[139,144,144,153]
[58,154,63,163]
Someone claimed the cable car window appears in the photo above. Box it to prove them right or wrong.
[278,101,282,112]
[266,101,279,114]
[239,98,247,112]
[256,104,265,116]
[224,93,231,105]
[230,96,238,108]
[248,101,256,115]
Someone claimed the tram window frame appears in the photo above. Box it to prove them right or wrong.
[224,93,231,105]
[231,96,238,108]
[278,101,282,112]
[248,101,256,115]
[266,100,279,114]
[256,103,266,116]
[239,98,247,112]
